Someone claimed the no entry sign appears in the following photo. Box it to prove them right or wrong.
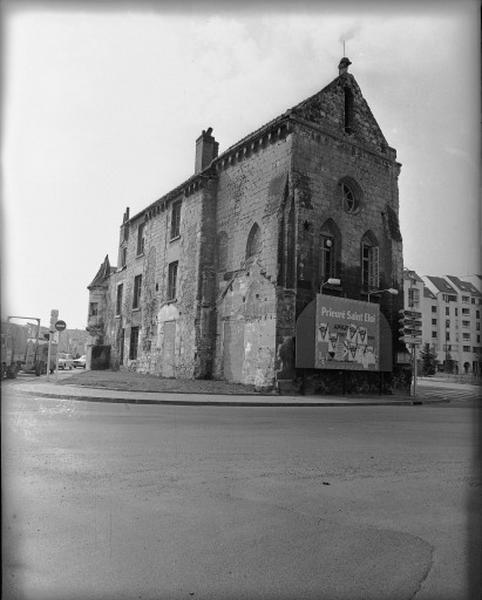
[55,320,67,332]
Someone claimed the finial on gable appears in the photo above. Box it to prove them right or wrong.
[338,57,352,75]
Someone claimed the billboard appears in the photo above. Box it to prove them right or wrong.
[314,296,380,371]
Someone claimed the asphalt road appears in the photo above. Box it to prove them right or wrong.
[2,385,480,600]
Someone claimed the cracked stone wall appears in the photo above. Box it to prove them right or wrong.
[99,181,213,378]
[213,134,293,387]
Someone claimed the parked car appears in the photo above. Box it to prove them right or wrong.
[58,353,74,370]
[73,355,86,369]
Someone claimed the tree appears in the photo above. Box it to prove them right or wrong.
[444,351,455,374]
[419,343,437,376]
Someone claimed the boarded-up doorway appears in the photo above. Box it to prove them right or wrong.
[223,320,245,382]
[91,345,111,370]
[161,321,176,378]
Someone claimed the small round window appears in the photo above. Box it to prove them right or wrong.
[340,180,360,214]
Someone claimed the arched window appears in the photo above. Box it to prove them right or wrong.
[339,177,362,214]
[246,223,261,260]
[361,231,379,289]
[320,219,341,282]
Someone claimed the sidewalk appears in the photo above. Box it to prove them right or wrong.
[10,370,449,407]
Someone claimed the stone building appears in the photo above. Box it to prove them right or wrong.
[87,57,405,392]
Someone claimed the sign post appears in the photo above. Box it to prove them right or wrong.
[398,310,422,400]
[54,319,67,382]
[46,309,58,381]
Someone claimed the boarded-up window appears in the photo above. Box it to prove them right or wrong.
[116,283,123,315]
[133,274,142,309]
[161,321,176,378]
[137,222,145,255]
[129,327,139,360]
[168,261,178,300]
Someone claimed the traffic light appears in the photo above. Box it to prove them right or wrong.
[398,309,422,345]
[43,333,50,340]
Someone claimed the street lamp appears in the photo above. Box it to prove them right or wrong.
[367,288,398,303]
[320,278,341,293]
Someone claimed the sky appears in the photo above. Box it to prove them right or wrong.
[1,1,480,330]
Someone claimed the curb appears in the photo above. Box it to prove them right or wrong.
[24,390,451,407]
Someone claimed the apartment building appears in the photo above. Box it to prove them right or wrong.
[403,268,482,374]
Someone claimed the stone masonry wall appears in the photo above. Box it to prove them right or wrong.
[101,184,208,378]
[292,122,402,304]
[213,132,293,386]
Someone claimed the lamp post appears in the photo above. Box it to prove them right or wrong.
[367,287,398,303]
[319,278,341,293]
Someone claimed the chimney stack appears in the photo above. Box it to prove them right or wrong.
[338,57,352,75]
[195,127,219,174]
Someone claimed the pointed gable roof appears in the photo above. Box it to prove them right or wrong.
[129,58,398,226]
[403,268,423,283]
[88,255,113,289]
[425,276,457,295]
[290,70,390,152]
[446,275,482,297]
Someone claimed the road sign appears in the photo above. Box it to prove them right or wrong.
[404,337,423,345]
[55,320,67,332]
[403,310,422,319]
[398,309,422,343]
[50,309,59,332]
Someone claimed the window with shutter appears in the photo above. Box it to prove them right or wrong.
[361,232,379,289]
[368,246,379,288]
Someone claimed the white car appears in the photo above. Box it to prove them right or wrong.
[58,353,74,370]
[73,355,86,368]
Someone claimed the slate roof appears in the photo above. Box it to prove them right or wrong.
[446,275,482,297]
[88,255,114,289]
[424,276,458,294]
[423,286,436,300]
[403,268,423,283]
